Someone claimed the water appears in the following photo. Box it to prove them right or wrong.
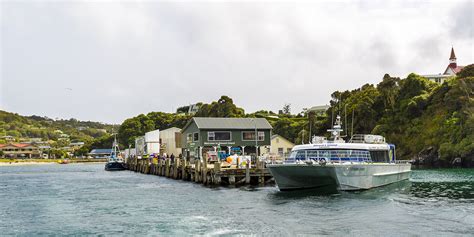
[1,164,473,236]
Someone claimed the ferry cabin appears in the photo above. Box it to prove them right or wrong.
[288,143,396,164]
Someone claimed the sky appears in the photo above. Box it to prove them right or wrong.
[1,0,473,124]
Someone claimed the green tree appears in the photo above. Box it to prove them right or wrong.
[457,64,474,79]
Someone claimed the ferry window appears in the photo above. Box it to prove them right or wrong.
[193,133,199,142]
[319,150,330,159]
[370,151,389,162]
[208,131,231,141]
[306,150,318,159]
[289,151,298,158]
[295,150,306,160]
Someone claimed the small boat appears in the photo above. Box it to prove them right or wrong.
[57,159,69,164]
[267,115,411,191]
[105,134,126,171]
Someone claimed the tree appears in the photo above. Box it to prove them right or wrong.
[377,74,400,111]
[457,64,474,79]
[282,104,291,115]
[176,105,190,114]
[195,96,245,117]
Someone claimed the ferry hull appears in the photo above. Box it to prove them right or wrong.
[268,163,411,191]
[105,162,126,171]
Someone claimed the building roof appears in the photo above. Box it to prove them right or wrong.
[453,66,465,74]
[271,134,295,145]
[450,47,456,60]
[0,143,37,148]
[183,117,272,131]
[308,105,330,112]
[444,65,465,75]
[161,127,182,132]
[89,149,112,154]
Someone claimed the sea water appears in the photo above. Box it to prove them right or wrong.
[0,164,473,236]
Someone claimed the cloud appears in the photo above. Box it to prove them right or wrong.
[1,1,473,123]
[450,1,474,40]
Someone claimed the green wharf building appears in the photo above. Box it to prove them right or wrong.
[181,117,273,159]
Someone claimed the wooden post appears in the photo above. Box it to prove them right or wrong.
[229,175,235,185]
[245,162,250,184]
[174,159,180,179]
[165,159,170,177]
[202,154,208,185]
[157,160,162,176]
[181,159,187,180]
[259,176,265,186]
[194,160,200,183]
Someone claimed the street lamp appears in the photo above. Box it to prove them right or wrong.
[251,118,258,158]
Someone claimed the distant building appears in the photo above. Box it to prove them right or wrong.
[268,134,295,158]
[70,142,85,150]
[88,149,112,159]
[135,136,146,157]
[134,129,160,157]
[160,127,182,156]
[38,145,51,159]
[307,105,330,116]
[422,47,467,83]
[1,136,15,142]
[0,143,41,158]
[181,117,273,159]
[188,104,200,115]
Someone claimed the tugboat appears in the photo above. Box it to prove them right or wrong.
[267,115,411,191]
[105,134,126,171]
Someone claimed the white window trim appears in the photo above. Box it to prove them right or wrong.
[242,131,265,141]
[187,133,193,143]
[193,132,199,142]
[207,131,232,141]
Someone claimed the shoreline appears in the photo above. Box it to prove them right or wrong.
[0,162,106,166]
[0,159,107,166]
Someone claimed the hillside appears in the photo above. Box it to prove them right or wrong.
[116,65,474,167]
[0,110,115,144]
[321,65,474,167]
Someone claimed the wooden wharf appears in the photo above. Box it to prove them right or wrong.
[126,157,274,186]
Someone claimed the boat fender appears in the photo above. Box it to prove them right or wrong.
[319,158,327,166]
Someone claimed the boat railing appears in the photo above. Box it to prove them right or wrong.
[284,156,372,164]
[349,134,386,144]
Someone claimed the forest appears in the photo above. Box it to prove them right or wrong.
[117,65,474,166]
[2,65,473,166]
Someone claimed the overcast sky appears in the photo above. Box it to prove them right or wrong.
[1,0,473,124]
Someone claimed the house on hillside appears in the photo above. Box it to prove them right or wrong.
[0,143,41,158]
[422,47,468,83]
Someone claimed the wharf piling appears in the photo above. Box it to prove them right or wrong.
[126,157,274,187]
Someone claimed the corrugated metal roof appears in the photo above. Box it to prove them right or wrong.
[192,117,272,129]
[89,149,112,154]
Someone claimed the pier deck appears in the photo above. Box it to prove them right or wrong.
[126,158,274,186]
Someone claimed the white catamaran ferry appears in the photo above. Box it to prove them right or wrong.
[267,116,411,191]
